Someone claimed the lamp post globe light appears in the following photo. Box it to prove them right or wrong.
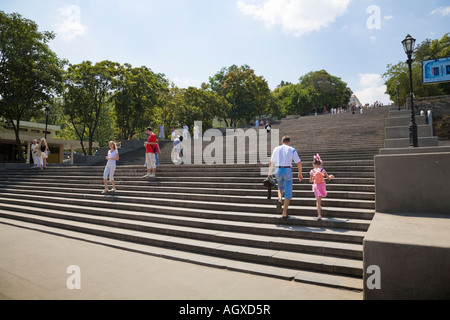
[402,34,418,147]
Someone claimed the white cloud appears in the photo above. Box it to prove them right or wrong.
[55,5,87,41]
[354,74,391,105]
[431,6,450,17]
[358,74,382,87]
[237,0,351,37]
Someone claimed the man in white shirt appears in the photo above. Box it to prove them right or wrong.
[193,124,199,139]
[183,124,189,139]
[268,136,303,218]
[159,124,165,139]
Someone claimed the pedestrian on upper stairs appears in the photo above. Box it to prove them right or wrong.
[268,136,303,219]
[103,141,119,194]
[155,141,161,166]
[143,127,158,178]
[183,124,189,139]
[31,139,39,168]
[193,124,199,140]
[172,135,184,164]
[265,121,271,134]
[40,138,49,169]
[309,154,334,220]
[159,123,165,139]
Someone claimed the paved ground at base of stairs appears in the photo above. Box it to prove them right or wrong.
[0,223,361,300]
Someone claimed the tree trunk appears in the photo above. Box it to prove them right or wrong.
[9,118,25,163]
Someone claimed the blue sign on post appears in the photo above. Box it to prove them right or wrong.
[422,57,450,84]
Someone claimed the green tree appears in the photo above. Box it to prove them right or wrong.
[209,64,271,126]
[272,84,312,117]
[113,64,168,140]
[62,60,120,155]
[176,86,231,130]
[153,83,180,139]
[0,11,65,161]
[298,70,351,113]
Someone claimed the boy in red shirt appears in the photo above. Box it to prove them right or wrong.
[143,127,158,178]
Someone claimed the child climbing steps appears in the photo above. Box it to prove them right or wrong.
[309,154,335,220]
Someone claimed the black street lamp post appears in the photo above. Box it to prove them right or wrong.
[397,80,400,111]
[402,34,418,147]
[45,106,50,140]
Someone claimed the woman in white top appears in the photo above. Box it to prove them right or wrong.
[31,139,39,168]
[103,141,119,194]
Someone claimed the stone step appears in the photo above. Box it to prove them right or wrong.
[388,110,415,117]
[0,200,364,258]
[0,170,375,179]
[386,116,427,127]
[386,125,434,139]
[2,158,376,170]
[0,206,363,278]
[0,181,376,200]
[0,162,377,173]
[384,136,439,148]
[130,154,379,165]
[0,173,375,185]
[0,190,374,227]
[0,176,376,194]
[0,216,363,291]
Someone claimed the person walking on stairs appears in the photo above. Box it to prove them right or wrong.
[103,141,119,194]
[40,138,49,169]
[309,154,334,220]
[159,123,165,139]
[143,127,158,178]
[268,136,303,219]
[31,139,39,168]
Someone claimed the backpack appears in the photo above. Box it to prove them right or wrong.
[313,168,325,184]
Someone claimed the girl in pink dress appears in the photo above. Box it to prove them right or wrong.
[309,154,335,220]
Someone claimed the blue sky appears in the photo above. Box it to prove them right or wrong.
[1,0,449,105]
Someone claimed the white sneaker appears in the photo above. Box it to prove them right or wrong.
[102,189,109,194]
[149,174,155,178]
[142,174,150,178]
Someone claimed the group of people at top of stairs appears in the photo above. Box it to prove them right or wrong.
[268,136,334,221]
[324,101,384,115]
[30,138,50,170]
[254,119,272,132]
[159,123,201,141]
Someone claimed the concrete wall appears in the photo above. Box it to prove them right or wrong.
[375,152,450,214]
[364,151,450,299]
[364,212,450,300]
[73,154,103,165]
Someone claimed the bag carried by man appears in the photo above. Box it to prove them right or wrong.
[263,176,277,200]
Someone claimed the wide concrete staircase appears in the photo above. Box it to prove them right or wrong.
[0,107,389,293]
[277,107,388,162]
